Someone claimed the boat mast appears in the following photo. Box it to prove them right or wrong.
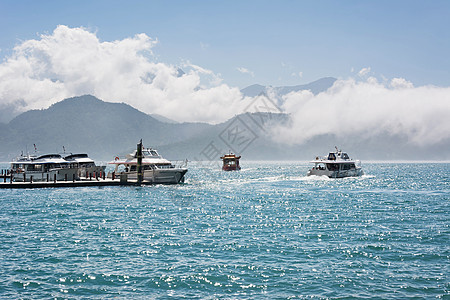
[137,139,143,184]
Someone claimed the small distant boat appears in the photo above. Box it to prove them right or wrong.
[307,147,363,178]
[220,153,241,171]
[63,153,106,178]
[109,145,187,184]
[10,153,79,182]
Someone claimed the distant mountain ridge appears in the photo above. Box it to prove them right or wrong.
[240,77,337,98]
[0,95,212,161]
[0,92,448,162]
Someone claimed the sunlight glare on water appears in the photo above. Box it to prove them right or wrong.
[0,162,448,298]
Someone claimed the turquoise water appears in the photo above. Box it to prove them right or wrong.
[0,162,448,299]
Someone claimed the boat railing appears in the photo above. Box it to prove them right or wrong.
[172,159,188,169]
[314,156,328,161]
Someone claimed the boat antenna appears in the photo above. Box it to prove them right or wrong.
[34,143,38,153]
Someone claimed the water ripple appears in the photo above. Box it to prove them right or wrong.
[0,162,448,298]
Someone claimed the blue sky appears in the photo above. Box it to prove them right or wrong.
[1,0,450,88]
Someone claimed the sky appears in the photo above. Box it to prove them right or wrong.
[1,0,450,88]
[0,0,449,145]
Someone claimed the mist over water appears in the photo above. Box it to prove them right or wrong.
[1,162,448,298]
[275,78,450,147]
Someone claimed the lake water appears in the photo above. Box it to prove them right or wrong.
[0,162,448,299]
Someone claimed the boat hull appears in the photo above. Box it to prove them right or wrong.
[77,166,107,178]
[117,168,188,184]
[222,165,241,171]
[307,168,364,178]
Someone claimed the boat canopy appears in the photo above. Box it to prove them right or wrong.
[12,154,69,165]
[64,154,95,163]
[310,149,357,164]
[109,158,171,165]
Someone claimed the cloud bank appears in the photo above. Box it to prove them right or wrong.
[0,25,242,123]
[0,26,449,147]
[274,77,450,146]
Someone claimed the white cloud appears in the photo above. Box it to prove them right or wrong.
[390,77,414,89]
[236,67,254,77]
[1,25,449,148]
[0,25,243,123]
[273,78,450,146]
[358,67,371,77]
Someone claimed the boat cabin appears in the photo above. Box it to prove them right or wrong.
[220,153,241,171]
[327,151,350,161]
[11,154,71,172]
[64,153,96,168]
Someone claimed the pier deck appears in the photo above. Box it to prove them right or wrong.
[0,178,156,189]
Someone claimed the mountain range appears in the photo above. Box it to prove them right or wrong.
[0,79,448,162]
[240,77,337,98]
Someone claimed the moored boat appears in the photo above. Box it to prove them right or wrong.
[307,147,363,178]
[10,153,79,182]
[108,144,187,184]
[63,153,106,178]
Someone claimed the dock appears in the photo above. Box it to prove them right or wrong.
[1,140,184,189]
[0,178,159,189]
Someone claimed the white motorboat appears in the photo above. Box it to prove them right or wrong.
[10,153,79,182]
[63,153,106,178]
[307,147,363,178]
[108,146,187,184]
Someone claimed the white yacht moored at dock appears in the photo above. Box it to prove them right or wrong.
[63,153,106,177]
[307,147,363,178]
[108,145,187,184]
[10,153,79,182]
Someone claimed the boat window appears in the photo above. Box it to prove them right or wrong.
[116,165,126,173]
[327,153,336,160]
[316,163,326,170]
[342,153,349,159]
[327,163,339,171]
[150,150,158,156]
[156,163,172,169]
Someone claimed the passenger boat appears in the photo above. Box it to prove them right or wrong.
[63,153,106,178]
[10,153,79,182]
[108,146,187,184]
[307,147,363,178]
[220,153,241,171]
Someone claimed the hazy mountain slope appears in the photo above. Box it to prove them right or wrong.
[0,94,447,162]
[240,84,266,98]
[0,95,212,161]
[150,114,179,124]
[240,77,337,98]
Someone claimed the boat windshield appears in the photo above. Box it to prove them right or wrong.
[142,150,159,157]
[327,153,336,160]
